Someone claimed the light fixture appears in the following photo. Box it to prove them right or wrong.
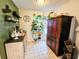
[36,0,45,6]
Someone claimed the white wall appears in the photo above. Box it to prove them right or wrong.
[55,0,79,22]
[19,9,44,42]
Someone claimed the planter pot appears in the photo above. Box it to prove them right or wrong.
[64,40,73,53]
[66,45,73,53]
[65,53,72,59]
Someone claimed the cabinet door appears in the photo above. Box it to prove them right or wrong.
[51,19,57,53]
[56,17,62,55]
[47,18,62,56]
[47,20,53,47]
[5,42,24,59]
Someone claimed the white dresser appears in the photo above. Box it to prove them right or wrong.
[5,36,24,59]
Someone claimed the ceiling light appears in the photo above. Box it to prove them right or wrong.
[36,0,45,6]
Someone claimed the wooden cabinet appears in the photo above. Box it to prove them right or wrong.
[47,15,75,56]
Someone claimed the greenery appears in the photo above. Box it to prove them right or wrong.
[31,15,44,33]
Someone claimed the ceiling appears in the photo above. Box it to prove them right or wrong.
[12,0,70,12]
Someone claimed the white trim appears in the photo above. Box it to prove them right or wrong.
[69,16,76,43]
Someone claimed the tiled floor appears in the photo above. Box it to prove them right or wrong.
[25,40,61,59]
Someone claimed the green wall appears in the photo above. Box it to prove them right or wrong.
[0,0,18,16]
[0,0,18,59]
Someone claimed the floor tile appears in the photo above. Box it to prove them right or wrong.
[25,40,61,59]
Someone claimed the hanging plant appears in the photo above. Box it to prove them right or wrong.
[31,15,44,35]
[31,19,44,33]
[31,14,45,41]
